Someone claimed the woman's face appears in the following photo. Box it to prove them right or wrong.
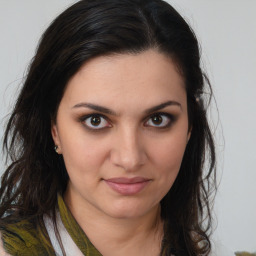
[52,49,190,219]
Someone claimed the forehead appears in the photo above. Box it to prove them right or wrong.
[61,50,186,110]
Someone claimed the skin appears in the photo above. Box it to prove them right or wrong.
[52,49,190,256]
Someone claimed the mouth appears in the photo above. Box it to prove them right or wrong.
[104,177,151,195]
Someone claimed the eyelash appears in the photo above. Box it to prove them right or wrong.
[80,112,175,131]
[144,112,174,129]
[80,114,112,130]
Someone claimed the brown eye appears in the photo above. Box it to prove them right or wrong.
[83,114,111,129]
[151,115,163,125]
[145,113,172,128]
[91,116,101,126]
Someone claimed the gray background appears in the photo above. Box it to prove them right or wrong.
[1,0,255,253]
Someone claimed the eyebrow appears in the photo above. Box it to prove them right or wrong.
[72,100,181,115]
[144,101,182,114]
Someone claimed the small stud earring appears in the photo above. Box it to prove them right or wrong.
[54,145,59,153]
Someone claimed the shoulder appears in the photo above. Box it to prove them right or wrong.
[0,217,54,255]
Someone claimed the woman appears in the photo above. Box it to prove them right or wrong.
[0,0,216,255]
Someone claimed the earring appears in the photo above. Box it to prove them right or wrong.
[54,145,59,153]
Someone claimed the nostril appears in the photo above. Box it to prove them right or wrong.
[109,130,147,171]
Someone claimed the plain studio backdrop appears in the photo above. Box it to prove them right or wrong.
[0,1,255,254]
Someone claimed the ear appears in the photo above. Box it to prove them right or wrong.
[51,122,62,154]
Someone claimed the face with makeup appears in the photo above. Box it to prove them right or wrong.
[51,49,190,220]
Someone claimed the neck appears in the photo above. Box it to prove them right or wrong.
[64,190,164,256]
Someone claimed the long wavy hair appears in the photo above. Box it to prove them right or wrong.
[0,0,216,255]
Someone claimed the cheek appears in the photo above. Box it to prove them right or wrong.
[60,132,110,174]
[61,141,104,192]
[141,136,187,207]
[149,134,188,179]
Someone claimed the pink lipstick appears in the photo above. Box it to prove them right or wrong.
[104,177,150,195]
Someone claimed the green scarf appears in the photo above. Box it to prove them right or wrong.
[57,194,101,255]
[1,195,101,255]
[1,195,168,255]
[0,215,55,255]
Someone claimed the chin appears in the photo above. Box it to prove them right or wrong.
[103,200,158,220]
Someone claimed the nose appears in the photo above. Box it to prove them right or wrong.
[110,127,147,172]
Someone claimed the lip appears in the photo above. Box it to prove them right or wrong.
[104,177,151,195]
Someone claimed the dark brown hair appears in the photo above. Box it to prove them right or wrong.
[0,0,216,255]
